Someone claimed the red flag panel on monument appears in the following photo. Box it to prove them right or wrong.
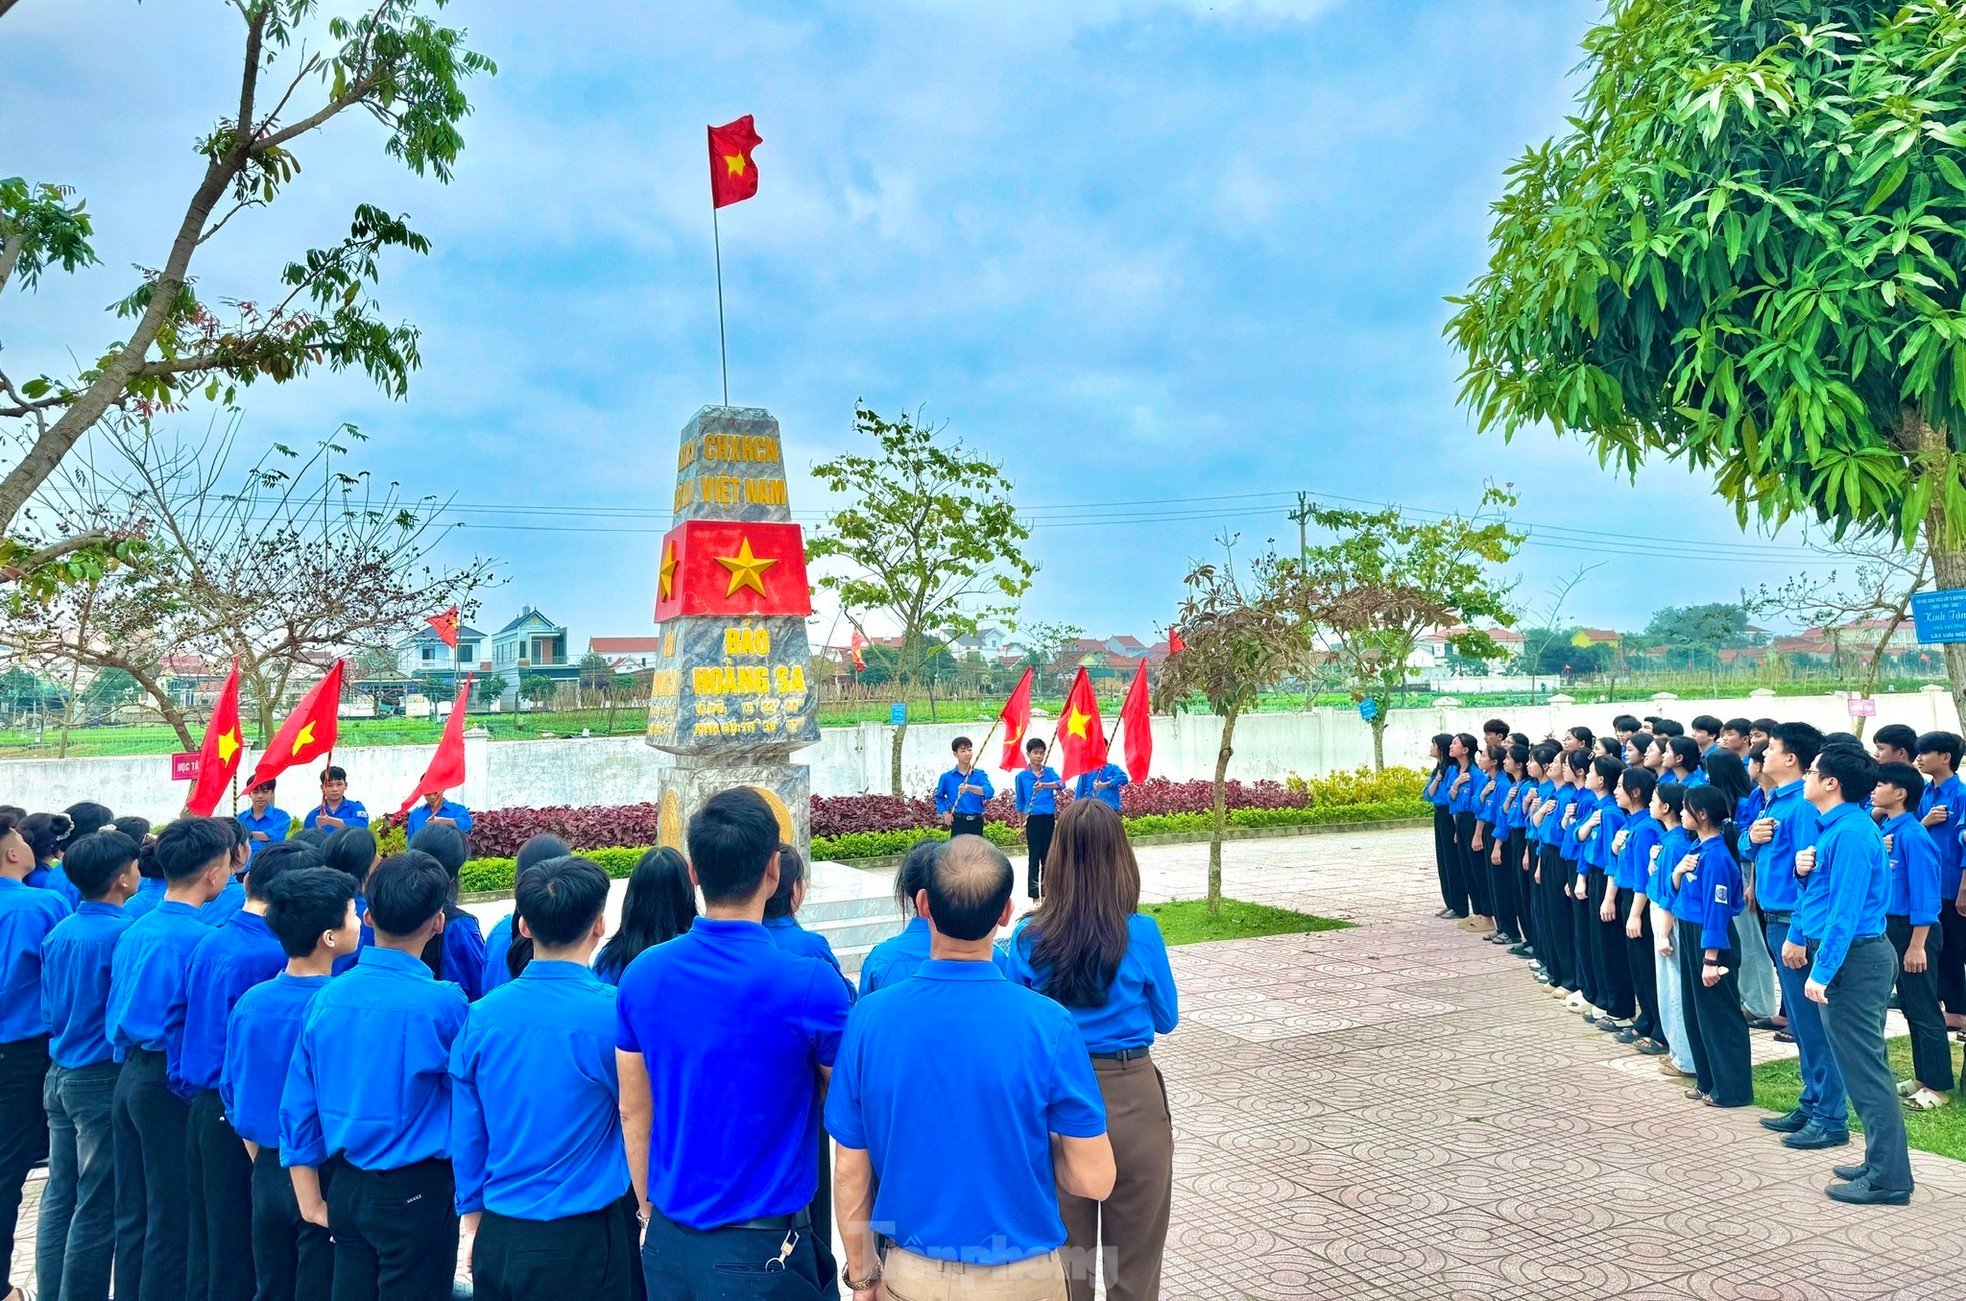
[1054,667,1108,781]
[1118,660,1153,782]
[186,663,244,817]
[396,678,473,819]
[996,667,1034,770]
[709,115,762,208]
[245,660,345,789]
[653,520,812,621]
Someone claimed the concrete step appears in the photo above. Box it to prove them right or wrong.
[803,859,903,974]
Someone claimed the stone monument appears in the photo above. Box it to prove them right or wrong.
[645,406,821,856]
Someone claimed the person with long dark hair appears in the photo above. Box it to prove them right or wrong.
[1579,755,1634,1032]
[1558,750,1599,1014]
[408,822,488,999]
[1423,734,1461,919]
[22,811,79,906]
[1004,800,1176,1301]
[1702,750,1780,1025]
[593,847,696,987]
[1529,744,1574,994]
[1448,733,1489,931]
[486,834,574,991]
[858,839,941,995]
[1470,746,1512,943]
[1672,785,1752,1107]
[1612,766,1665,1054]
[1500,744,1535,957]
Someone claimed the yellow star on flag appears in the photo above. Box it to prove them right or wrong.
[724,153,747,176]
[715,537,778,597]
[659,541,678,600]
[291,721,315,756]
[1066,707,1092,739]
[216,730,240,765]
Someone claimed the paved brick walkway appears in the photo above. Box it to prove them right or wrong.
[13,825,1966,1298]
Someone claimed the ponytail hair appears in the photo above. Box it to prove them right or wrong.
[1655,782,1688,822]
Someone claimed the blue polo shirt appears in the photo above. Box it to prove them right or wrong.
[302,799,369,832]
[1482,774,1514,828]
[1014,767,1063,817]
[1584,803,1627,874]
[1073,763,1128,812]
[281,944,468,1170]
[125,877,166,919]
[859,916,931,996]
[1677,837,1742,953]
[1424,764,1456,807]
[1561,790,1598,862]
[763,916,852,997]
[1447,765,1479,817]
[1751,780,1818,916]
[201,879,247,926]
[1920,773,1966,897]
[171,910,283,1095]
[41,900,131,1067]
[1545,784,1578,851]
[27,863,80,908]
[450,960,628,1219]
[934,768,995,818]
[441,912,488,1001]
[1793,801,1889,986]
[107,899,209,1061]
[0,876,70,1042]
[480,914,515,994]
[1004,913,1179,1054]
[1883,812,1941,926]
[405,800,473,840]
[613,916,850,1228]
[222,972,329,1149]
[825,960,1106,1265]
[236,806,293,859]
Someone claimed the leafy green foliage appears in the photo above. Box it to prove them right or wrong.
[0,177,97,291]
[1643,601,1756,668]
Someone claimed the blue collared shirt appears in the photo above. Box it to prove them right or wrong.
[1003,913,1179,1054]
[201,879,247,927]
[1678,836,1742,953]
[763,916,853,998]
[1072,763,1128,812]
[172,910,284,1096]
[1920,773,1965,897]
[859,917,931,997]
[223,972,330,1149]
[280,945,468,1170]
[405,800,473,840]
[933,768,995,818]
[236,807,293,859]
[1883,812,1942,926]
[1614,814,1661,893]
[449,961,628,1219]
[41,900,131,1067]
[1752,780,1819,916]
[1,876,70,1042]
[1794,801,1890,986]
[1560,789,1598,862]
[480,914,515,994]
[1739,785,1767,827]
[1583,803,1626,873]
[302,799,370,832]
[442,912,488,1001]
[1447,764,1480,817]
[26,863,81,908]
[825,960,1106,1265]
[613,916,850,1228]
[1424,764,1456,807]
[1648,826,1689,909]
[1544,784,1578,850]
[1483,775,1514,827]
[124,877,166,920]
[106,899,208,1060]
[1014,767,1062,817]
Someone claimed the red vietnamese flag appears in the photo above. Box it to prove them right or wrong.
[426,606,460,649]
[185,663,244,816]
[245,660,345,790]
[652,520,812,621]
[1168,629,1187,655]
[996,667,1035,770]
[849,627,868,672]
[396,677,473,820]
[1054,667,1108,781]
[709,115,762,208]
[1118,660,1153,782]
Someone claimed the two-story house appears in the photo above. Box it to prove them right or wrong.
[394,623,486,677]
[491,607,577,704]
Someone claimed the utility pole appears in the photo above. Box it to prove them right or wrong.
[1289,492,1317,710]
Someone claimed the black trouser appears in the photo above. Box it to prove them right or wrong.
[0,1033,50,1288]
[1815,934,1913,1192]
[1026,812,1055,900]
[473,1194,641,1301]
[1677,919,1751,1105]
[1567,860,1596,1004]
[251,1145,334,1301]
[1490,827,1522,939]
[1588,870,1634,1020]
[1454,812,1488,917]
[1431,807,1463,914]
[114,1045,190,1301]
[188,1087,257,1301]
[1939,899,1966,1019]
[1622,889,1661,1041]
[1511,831,1535,948]
[1888,914,1955,1092]
[641,1207,824,1300]
[950,813,985,839]
[1536,846,1574,988]
[325,1156,458,1301]
[809,1123,838,1301]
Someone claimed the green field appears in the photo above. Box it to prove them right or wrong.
[1144,899,1353,947]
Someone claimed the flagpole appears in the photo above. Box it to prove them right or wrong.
[712,203,730,407]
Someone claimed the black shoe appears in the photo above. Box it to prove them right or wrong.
[1760,1108,1808,1133]
[1833,1162,1870,1182]
[1783,1122,1851,1151]
[1635,1039,1668,1056]
[1509,943,1533,957]
[1826,1178,1911,1206]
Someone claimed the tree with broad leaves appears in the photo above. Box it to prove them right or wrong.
[809,404,1034,794]
[0,0,495,597]
[1018,620,1084,694]
[1642,602,1754,672]
[1298,486,1520,770]
[1449,2,1966,721]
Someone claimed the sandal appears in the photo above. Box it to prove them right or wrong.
[1684,1088,1707,1101]
[1905,1087,1949,1112]
[1898,1079,1921,1098]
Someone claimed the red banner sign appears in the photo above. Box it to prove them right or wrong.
[653,519,813,621]
[171,751,202,781]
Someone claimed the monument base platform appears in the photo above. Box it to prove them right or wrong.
[804,859,907,975]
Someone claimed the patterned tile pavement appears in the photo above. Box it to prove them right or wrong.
[12,825,1963,1298]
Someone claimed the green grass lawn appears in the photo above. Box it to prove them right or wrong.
[1753,1034,1966,1161]
[1144,898,1352,947]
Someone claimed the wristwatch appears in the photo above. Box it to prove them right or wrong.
[842,1265,882,1291]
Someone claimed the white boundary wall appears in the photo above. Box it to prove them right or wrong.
[8,688,1959,822]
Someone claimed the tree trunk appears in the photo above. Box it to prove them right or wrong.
[1209,706,1239,916]
[1911,409,1966,730]
[890,718,908,797]
[1371,712,1387,771]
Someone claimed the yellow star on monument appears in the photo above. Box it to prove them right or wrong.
[715,537,778,598]
[1066,708,1092,739]
[659,541,678,600]
[291,720,315,756]
[724,153,747,176]
[215,729,240,765]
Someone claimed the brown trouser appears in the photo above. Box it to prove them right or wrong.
[884,1246,1066,1300]
[1061,1050,1173,1301]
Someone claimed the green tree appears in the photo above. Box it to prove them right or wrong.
[1449,3,1966,719]
[518,673,557,709]
[79,667,140,709]
[0,1,495,598]
[474,671,509,707]
[1017,620,1084,694]
[809,404,1035,793]
[1299,487,1519,769]
[1644,602,1751,671]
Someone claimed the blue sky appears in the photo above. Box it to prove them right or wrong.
[5,0,1846,650]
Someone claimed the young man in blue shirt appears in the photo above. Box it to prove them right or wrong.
[282,850,468,1301]
[106,816,233,1301]
[1792,744,1913,1205]
[1873,762,1952,1109]
[0,809,72,1301]
[615,787,852,1298]
[1074,760,1129,814]
[303,765,370,833]
[934,736,995,838]
[828,835,1114,1298]
[1015,737,1065,901]
[224,866,357,1301]
[177,841,312,1301]
[237,779,293,860]
[36,830,139,1301]
[451,855,637,1301]
[403,788,473,840]
[1914,731,1966,1032]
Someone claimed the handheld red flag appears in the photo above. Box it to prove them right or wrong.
[245,660,345,790]
[1168,628,1187,655]
[1054,667,1108,781]
[426,606,460,649]
[709,115,762,208]
[1118,659,1153,782]
[185,663,244,816]
[996,667,1035,770]
[397,677,473,820]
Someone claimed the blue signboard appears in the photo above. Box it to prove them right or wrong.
[889,701,908,727]
[1358,698,1379,722]
[1912,590,1966,645]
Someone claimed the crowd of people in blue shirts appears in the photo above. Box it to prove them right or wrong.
[1,759,1183,1301]
[1423,711,1962,1208]
[934,734,1131,904]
